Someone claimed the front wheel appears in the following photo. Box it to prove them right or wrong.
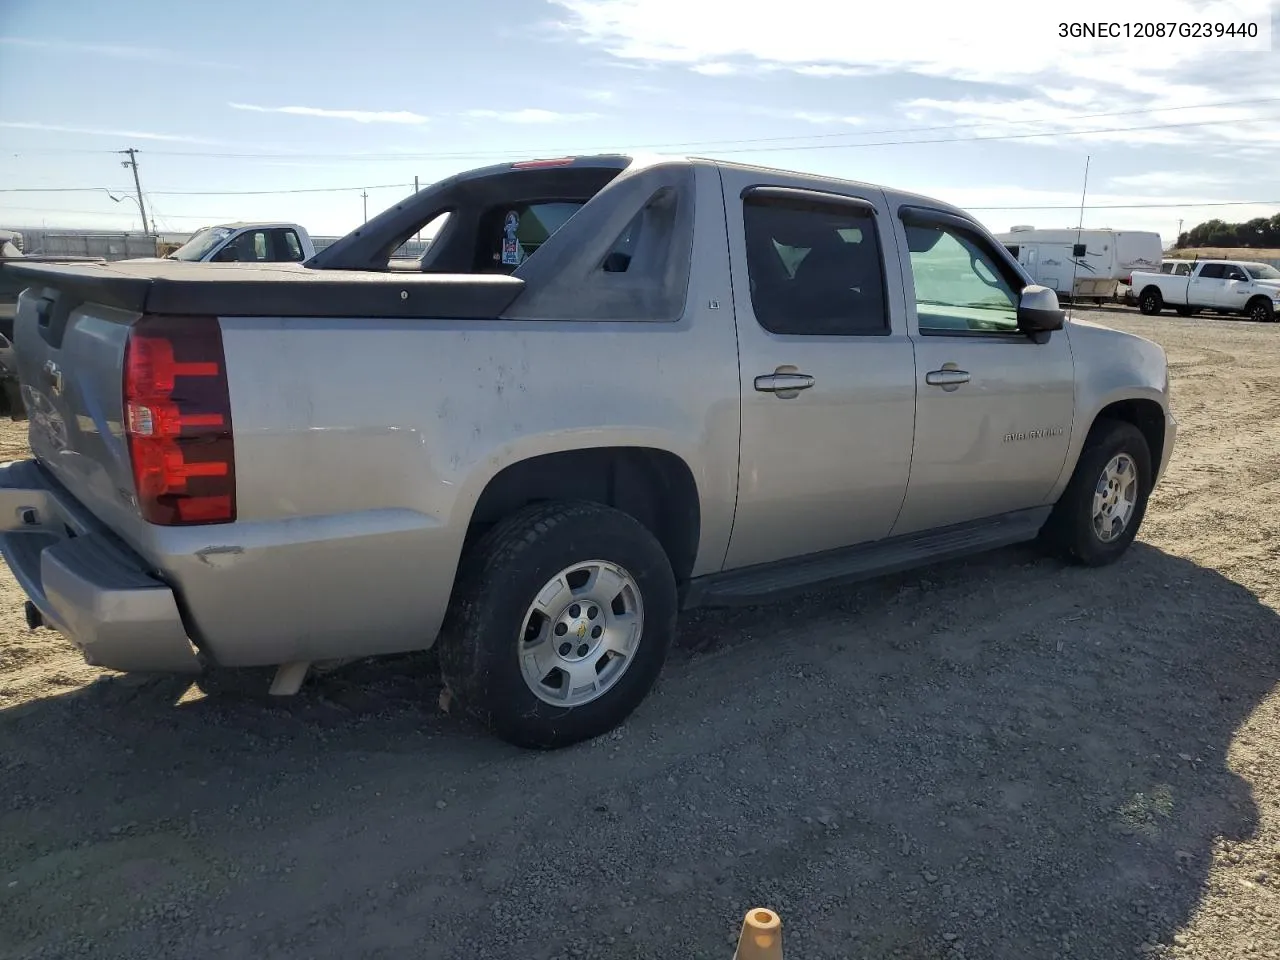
[438,501,676,749]
[1042,419,1152,567]
[1247,298,1276,323]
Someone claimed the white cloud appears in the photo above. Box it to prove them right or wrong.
[691,62,738,76]
[1042,88,1102,107]
[792,65,872,78]
[896,94,1280,150]
[549,0,1274,92]
[581,90,618,102]
[1108,171,1228,191]
[0,120,222,144]
[228,103,429,125]
[0,36,232,69]
[791,111,863,126]
[462,108,602,123]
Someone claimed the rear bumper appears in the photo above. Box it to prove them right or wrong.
[0,459,200,673]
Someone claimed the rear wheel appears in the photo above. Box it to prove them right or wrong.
[1042,419,1152,567]
[1138,288,1163,315]
[438,500,676,749]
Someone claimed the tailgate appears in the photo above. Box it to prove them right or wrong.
[11,265,148,543]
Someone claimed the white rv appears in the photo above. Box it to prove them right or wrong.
[994,227,1163,302]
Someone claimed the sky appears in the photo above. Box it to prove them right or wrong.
[1,0,1277,245]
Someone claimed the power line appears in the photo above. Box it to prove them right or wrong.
[1,112,1275,199]
[88,107,1280,160]
[967,199,1280,211]
[4,196,1276,218]
[152,182,411,197]
[0,187,130,194]
[706,113,1280,155]
[0,182,413,197]
[8,94,1280,162]
[0,204,245,220]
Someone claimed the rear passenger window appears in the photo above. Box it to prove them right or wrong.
[1196,264,1224,279]
[742,194,889,336]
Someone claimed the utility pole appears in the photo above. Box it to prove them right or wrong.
[1176,218,1183,248]
[362,189,369,224]
[118,148,150,234]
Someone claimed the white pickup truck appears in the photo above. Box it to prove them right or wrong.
[1131,258,1280,321]
[155,222,315,264]
[0,154,1176,748]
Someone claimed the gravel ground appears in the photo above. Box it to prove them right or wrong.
[0,309,1278,960]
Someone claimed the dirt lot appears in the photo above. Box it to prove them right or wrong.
[1,310,1278,960]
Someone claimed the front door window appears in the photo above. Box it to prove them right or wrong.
[905,224,1020,334]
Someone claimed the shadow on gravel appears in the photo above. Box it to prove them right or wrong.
[1,542,1276,960]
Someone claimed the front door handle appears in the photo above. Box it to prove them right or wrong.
[925,367,970,389]
[754,372,815,397]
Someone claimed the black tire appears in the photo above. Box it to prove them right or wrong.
[1042,419,1152,567]
[438,500,676,749]
[1246,297,1275,323]
[1138,288,1163,315]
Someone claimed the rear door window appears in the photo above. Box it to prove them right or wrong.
[742,193,889,336]
[1196,263,1225,279]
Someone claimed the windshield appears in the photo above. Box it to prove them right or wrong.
[169,226,233,261]
[1246,264,1280,281]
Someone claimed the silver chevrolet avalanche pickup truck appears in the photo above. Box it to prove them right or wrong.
[0,154,1176,748]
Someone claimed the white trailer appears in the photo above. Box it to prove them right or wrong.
[994,227,1163,302]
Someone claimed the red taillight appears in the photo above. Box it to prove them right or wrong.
[123,314,235,525]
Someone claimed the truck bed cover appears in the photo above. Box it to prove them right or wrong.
[2,259,526,320]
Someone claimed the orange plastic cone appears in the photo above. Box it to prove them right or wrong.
[734,908,782,960]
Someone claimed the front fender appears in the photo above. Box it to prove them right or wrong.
[1045,320,1172,501]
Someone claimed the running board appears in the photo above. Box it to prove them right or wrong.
[682,507,1052,608]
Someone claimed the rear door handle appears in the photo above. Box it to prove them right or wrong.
[754,373,815,396]
[925,368,970,388]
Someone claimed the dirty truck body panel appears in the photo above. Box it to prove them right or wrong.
[0,154,1174,691]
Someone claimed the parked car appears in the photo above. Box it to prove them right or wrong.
[0,154,1177,748]
[1131,259,1280,320]
[130,221,315,264]
[1122,259,1194,306]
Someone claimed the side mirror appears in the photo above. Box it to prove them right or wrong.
[1017,284,1064,334]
